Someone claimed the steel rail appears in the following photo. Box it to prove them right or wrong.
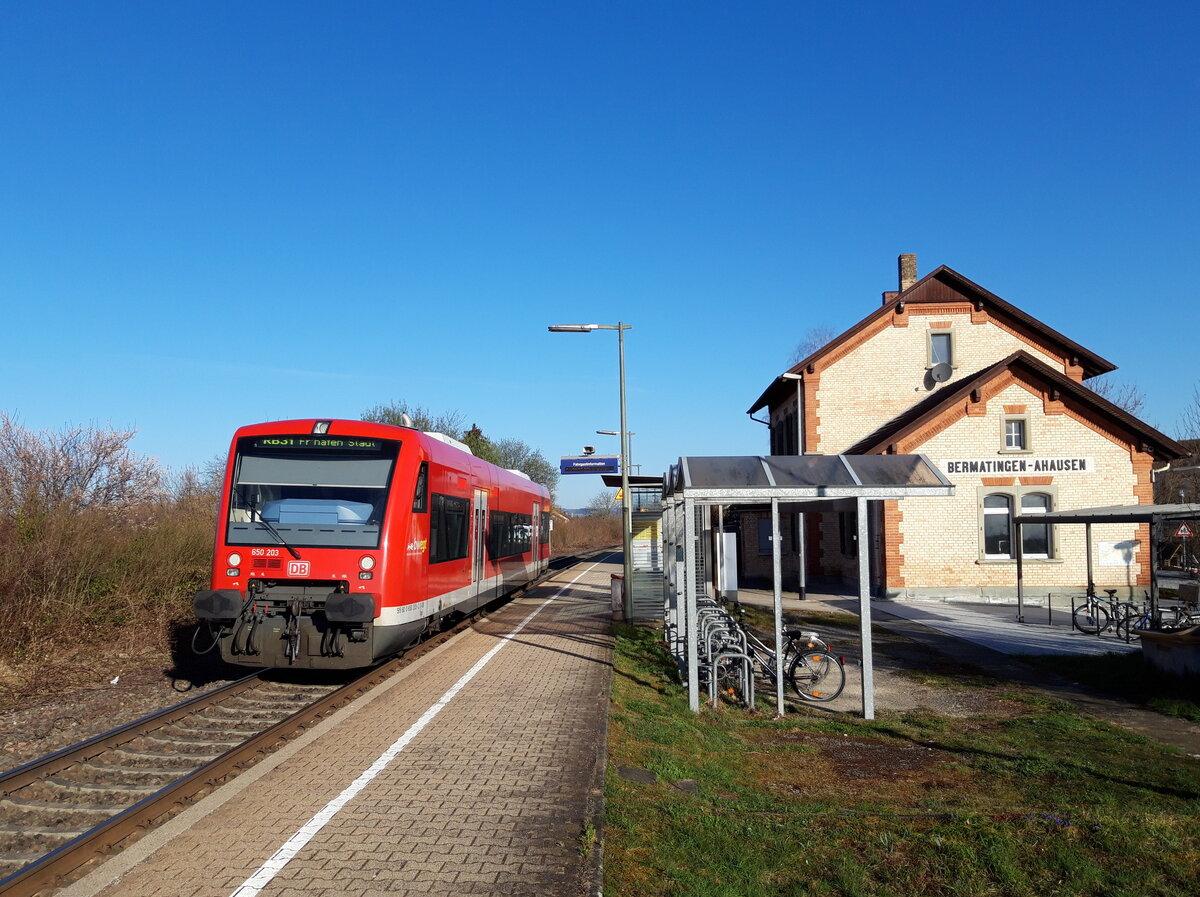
[0,672,264,796]
[0,558,580,897]
[0,660,402,897]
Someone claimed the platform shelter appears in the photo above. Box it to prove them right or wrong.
[1013,502,1200,623]
[662,454,954,717]
[602,473,667,620]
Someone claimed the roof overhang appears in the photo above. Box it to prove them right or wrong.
[1014,503,1200,525]
[664,454,954,505]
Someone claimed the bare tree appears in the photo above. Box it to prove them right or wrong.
[1181,384,1200,440]
[1086,374,1147,417]
[1153,383,1200,506]
[361,401,467,439]
[0,414,163,518]
[587,490,620,516]
[362,402,558,496]
[789,325,839,365]
[494,437,559,495]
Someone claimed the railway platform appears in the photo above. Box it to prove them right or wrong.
[62,556,618,897]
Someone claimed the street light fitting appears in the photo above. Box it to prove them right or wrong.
[595,429,634,436]
[548,323,631,333]
[548,319,635,621]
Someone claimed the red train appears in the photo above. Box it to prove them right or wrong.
[193,419,551,669]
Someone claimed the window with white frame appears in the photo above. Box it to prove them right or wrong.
[979,489,1056,560]
[983,493,1013,558]
[1003,416,1029,451]
[928,328,955,369]
[1020,492,1052,558]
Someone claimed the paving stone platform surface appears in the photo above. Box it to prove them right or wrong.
[63,558,617,897]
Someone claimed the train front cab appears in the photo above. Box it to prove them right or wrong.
[193,425,420,670]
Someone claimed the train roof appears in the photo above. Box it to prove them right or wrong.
[229,419,549,498]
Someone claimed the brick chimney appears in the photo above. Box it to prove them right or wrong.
[899,253,918,291]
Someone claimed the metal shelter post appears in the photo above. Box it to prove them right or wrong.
[857,496,875,720]
[1149,521,1159,620]
[663,492,679,654]
[1015,520,1025,622]
[716,505,725,599]
[771,498,785,716]
[797,511,807,599]
[1085,522,1094,596]
[684,495,700,712]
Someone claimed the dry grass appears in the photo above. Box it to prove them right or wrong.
[0,417,218,698]
[551,512,622,556]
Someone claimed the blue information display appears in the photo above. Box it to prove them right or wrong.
[560,455,620,475]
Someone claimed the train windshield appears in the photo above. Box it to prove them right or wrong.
[226,435,399,549]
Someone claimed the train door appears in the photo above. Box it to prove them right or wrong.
[472,488,488,606]
[532,502,542,576]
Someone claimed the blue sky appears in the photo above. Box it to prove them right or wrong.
[1,1,1197,509]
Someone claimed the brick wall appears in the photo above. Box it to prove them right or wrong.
[813,308,1063,453]
[890,380,1147,597]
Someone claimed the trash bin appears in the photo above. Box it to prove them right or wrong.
[610,574,624,615]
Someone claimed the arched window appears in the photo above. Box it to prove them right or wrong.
[1021,492,1053,559]
[983,493,1013,558]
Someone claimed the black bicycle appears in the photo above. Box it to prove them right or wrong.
[732,614,846,702]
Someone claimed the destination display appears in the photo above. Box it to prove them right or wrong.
[253,436,383,452]
[940,456,1094,476]
[560,455,620,475]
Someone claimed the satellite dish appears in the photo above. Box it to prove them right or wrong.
[930,362,953,383]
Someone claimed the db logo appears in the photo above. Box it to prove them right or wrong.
[287,561,311,577]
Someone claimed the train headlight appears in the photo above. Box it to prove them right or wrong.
[359,555,376,571]
[227,552,242,567]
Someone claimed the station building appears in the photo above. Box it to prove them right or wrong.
[742,256,1188,599]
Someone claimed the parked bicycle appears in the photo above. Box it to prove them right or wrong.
[730,608,846,702]
[1154,602,1200,631]
[1076,589,1200,639]
[1072,588,1139,635]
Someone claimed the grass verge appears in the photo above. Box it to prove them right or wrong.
[605,624,1200,897]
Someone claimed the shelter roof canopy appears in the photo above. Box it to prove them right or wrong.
[667,454,953,501]
[1014,503,1200,525]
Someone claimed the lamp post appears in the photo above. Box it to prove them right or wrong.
[549,322,634,620]
[595,429,635,475]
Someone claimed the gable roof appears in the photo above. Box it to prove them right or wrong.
[842,350,1187,461]
[749,265,1117,414]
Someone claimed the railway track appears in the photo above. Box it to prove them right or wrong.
[0,556,587,897]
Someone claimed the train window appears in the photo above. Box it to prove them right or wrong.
[412,462,429,513]
[430,493,470,563]
[226,436,398,549]
[540,512,551,544]
[489,510,532,558]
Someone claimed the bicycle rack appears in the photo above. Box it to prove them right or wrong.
[692,601,759,710]
[709,650,754,708]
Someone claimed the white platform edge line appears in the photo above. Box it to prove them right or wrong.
[228,555,615,897]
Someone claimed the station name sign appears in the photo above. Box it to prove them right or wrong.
[560,455,620,475]
[940,456,1094,476]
